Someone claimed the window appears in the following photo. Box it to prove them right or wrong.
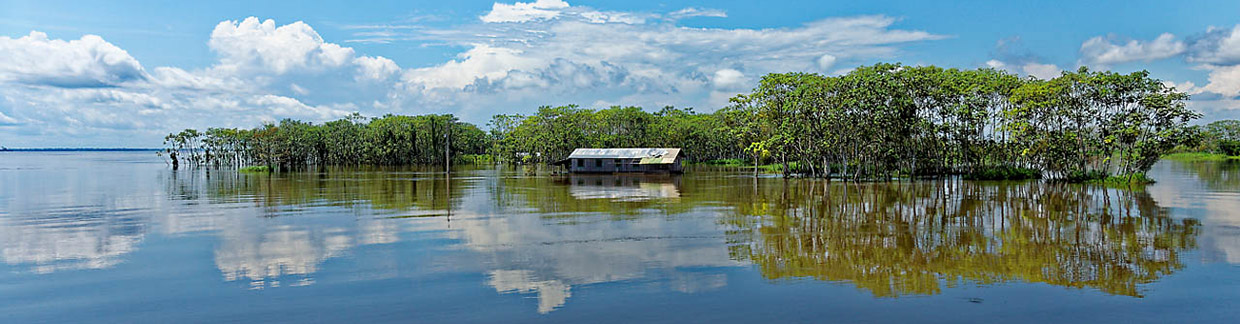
[614,159,622,165]
[595,159,602,167]
[576,159,583,167]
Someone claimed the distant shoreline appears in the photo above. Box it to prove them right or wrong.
[0,148,160,152]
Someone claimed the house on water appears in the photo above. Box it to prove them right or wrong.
[553,148,685,173]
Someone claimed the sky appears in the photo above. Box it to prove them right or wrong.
[2,0,1240,147]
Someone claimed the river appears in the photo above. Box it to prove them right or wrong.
[1,151,1237,323]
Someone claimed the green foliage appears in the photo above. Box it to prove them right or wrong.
[163,113,490,170]
[1219,140,1240,156]
[722,64,1197,181]
[1098,173,1156,185]
[488,105,741,164]
[1060,170,1110,183]
[167,62,1200,183]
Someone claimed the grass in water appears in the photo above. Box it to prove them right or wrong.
[239,165,271,173]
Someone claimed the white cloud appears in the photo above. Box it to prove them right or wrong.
[0,18,407,146]
[1022,62,1062,80]
[1199,64,1240,98]
[1187,25,1240,66]
[396,14,945,110]
[1078,33,1185,67]
[712,69,746,89]
[817,54,838,70]
[0,31,147,88]
[208,17,356,75]
[402,44,541,91]
[1,6,948,146]
[480,0,571,23]
[353,55,400,81]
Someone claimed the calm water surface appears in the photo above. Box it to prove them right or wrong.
[1,151,1238,323]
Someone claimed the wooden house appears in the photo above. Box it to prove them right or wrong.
[553,148,684,173]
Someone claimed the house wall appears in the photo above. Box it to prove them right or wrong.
[569,158,684,173]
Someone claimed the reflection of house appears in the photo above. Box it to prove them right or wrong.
[564,174,681,201]
[553,148,684,173]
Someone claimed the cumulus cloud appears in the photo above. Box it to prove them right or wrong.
[711,69,746,89]
[1199,64,1240,98]
[209,17,355,75]
[1088,24,1240,102]
[1079,33,1185,67]
[1187,25,1240,66]
[0,18,401,146]
[0,2,949,147]
[0,31,147,88]
[392,12,944,109]
[817,54,838,70]
[353,56,400,81]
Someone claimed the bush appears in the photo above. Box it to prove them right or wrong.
[1100,173,1156,185]
[1060,170,1109,183]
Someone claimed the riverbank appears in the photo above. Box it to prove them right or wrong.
[1162,153,1240,162]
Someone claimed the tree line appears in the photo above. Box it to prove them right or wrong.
[1184,120,1240,156]
[162,113,488,170]
[717,64,1199,181]
[166,63,1207,182]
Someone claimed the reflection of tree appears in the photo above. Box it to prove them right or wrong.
[1177,160,1240,191]
[190,166,467,214]
[723,180,1199,297]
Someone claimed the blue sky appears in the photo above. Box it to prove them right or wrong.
[2,0,1239,147]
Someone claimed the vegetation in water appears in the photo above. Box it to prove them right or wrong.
[162,113,489,170]
[167,63,1203,183]
[238,165,271,173]
[1168,119,1240,161]
[488,64,1198,182]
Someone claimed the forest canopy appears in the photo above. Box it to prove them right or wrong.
[165,63,1204,182]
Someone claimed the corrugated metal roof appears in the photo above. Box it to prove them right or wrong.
[566,148,681,162]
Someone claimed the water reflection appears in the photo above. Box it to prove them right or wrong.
[165,168,464,289]
[454,173,735,313]
[1147,161,1240,264]
[0,206,146,273]
[3,153,1238,318]
[722,180,1199,297]
[563,174,681,201]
